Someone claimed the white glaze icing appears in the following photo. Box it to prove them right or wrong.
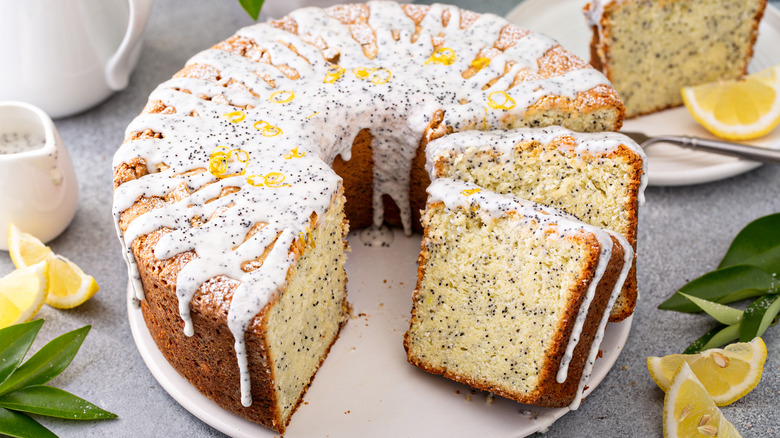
[425,126,649,206]
[112,1,620,407]
[426,178,633,410]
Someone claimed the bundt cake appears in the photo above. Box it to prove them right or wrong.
[112,1,635,433]
[404,178,633,409]
[584,0,768,118]
[425,127,645,322]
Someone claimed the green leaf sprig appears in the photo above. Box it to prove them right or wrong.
[238,0,265,20]
[659,213,780,353]
[0,320,117,438]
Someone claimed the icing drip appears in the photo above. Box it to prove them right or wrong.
[359,224,395,247]
[427,178,633,411]
[113,1,617,406]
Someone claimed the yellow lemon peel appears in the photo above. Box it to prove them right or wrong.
[426,47,456,66]
[247,172,291,188]
[324,65,346,83]
[299,227,315,249]
[487,91,516,110]
[352,67,391,85]
[208,146,249,179]
[269,90,295,104]
[470,57,490,72]
[223,111,246,123]
[253,120,283,137]
[284,147,306,159]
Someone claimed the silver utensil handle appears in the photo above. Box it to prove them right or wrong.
[646,136,780,165]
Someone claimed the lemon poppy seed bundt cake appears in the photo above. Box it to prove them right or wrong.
[112,1,641,433]
[584,0,768,118]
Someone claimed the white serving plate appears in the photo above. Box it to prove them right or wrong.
[129,231,632,438]
[507,0,780,186]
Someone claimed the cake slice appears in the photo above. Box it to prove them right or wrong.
[584,0,767,118]
[425,127,645,322]
[404,179,633,408]
[121,186,351,433]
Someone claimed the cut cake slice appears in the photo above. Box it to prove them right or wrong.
[404,178,634,408]
[425,127,645,322]
[584,0,768,118]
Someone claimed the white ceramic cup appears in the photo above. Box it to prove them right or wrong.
[0,102,79,250]
[0,0,153,119]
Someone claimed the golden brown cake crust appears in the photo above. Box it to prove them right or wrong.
[132,227,349,433]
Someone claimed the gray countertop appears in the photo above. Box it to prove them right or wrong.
[1,0,779,436]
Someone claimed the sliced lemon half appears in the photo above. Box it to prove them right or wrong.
[681,63,780,140]
[0,261,49,329]
[648,337,766,406]
[7,223,99,309]
[663,361,741,438]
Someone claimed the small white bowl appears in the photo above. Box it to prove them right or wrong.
[0,102,78,250]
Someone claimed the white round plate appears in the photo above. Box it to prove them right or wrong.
[506,0,780,186]
[128,231,633,438]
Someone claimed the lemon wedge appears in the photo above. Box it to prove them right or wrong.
[45,254,100,309]
[681,63,780,140]
[8,223,51,268]
[663,361,742,438]
[0,261,49,329]
[648,337,766,406]
[7,223,99,309]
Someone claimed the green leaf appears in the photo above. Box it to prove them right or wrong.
[739,294,780,342]
[678,293,743,325]
[659,264,773,312]
[238,0,265,20]
[700,324,741,352]
[0,320,44,385]
[683,326,722,354]
[684,324,741,354]
[0,407,56,438]
[0,386,117,421]
[719,212,780,271]
[0,326,90,396]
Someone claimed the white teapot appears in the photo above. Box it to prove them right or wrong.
[0,0,153,118]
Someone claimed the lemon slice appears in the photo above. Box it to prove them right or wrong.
[7,223,99,309]
[45,254,100,309]
[0,261,49,329]
[681,63,780,140]
[648,337,766,406]
[663,361,741,438]
[8,223,52,268]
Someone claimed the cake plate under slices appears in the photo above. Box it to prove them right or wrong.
[128,231,633,438]
[506,0,780,187]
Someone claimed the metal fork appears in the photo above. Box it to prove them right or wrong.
[621,131,780,165]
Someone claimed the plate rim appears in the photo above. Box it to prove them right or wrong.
[127,233,634,438]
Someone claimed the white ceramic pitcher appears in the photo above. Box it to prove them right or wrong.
[0,0,153,118]
[0,102,78,250]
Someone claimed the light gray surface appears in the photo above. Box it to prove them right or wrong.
[1,0,779,436]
